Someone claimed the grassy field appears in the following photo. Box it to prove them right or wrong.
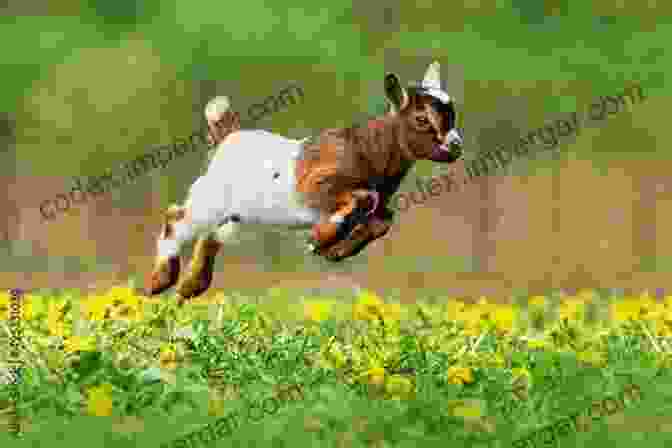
[1,286,671,447]
[2,2,672,446]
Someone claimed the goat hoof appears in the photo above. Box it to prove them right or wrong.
[175,271,213,300]
[146,256,180,295]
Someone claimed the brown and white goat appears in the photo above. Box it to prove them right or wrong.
[146,61,463,303]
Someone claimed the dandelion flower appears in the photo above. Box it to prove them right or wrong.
[491,305,516,333]
[83,295,111,322]
[559,298,585,322]
[47,299,71,337]
[353,290,385,321]
[110,295,143,322]
[576,289,597,301]
[444,300,467,321]
[304,300,333,322]
[158,345,178,370]
[457,306,483,336]
[664,296,672,309]
[528,296,546,307]
[0,292,35,321]
[0,292,8,320]
[86,383,114,416]
[526,338,551,350]
[447,366,474,385]
[63,335,96,354]
[611,299,648,323]
[361,366,385,386]
[381,303,402,324]
[21,295,38,321]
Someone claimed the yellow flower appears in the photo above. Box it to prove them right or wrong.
[85,287,139,322]
[653,308,672,336]
[380,303,402,324]
[47,299,71,337]
[304,300,333,322]
[159,344,178,370]
[444,300,467,321]
[447,366,474,385]
[86,383,114,416]
[610,298,653,323]
[110,295,143,322]
[475,297,495,320]
[64,335,96,354]
[385,375,414,399]
[576,289,597,301]
[105,286,137,301]
[526,338,551,350]
[0,292,8,320]
[21,295,38,320]
[457,306,483,336]
[83,295,112,322]
[0,292,36,321]
[353,290,385,321]
[559,298,585,322]
[361,366,385,385]
[529,296,547,307]
[491,305,516,333]
[664,296,672,309]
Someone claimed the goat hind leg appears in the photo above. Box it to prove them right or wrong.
[174,216,238,304]
[175,234,221,305]
[147,204,187,295]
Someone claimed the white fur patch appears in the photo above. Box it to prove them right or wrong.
[172,220,191,242]
[157,238,179,258]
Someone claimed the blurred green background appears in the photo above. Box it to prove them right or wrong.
[0,0,670,297]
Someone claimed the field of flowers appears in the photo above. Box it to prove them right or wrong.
[1,286,672,447]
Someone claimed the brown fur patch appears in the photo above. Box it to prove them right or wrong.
[295,110,438,213]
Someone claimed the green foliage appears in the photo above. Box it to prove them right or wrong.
[2,289,672,446]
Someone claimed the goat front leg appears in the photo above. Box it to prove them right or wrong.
[307,189,379,255]
[322,216,392,262]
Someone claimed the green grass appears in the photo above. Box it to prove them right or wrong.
[2,289,672,446]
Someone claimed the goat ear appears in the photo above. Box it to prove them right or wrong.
[384,73,409,113]
[422,61,442,91]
